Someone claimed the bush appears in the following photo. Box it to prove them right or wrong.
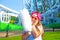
[0,22,23,31]
[46,22,60,28]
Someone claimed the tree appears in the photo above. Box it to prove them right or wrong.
[46,22,60,31]
[35,0,39,11]
[25,0,60,13]
[57,12,60,18]
[6,24,9,37]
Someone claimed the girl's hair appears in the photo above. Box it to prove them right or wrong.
[36,21,44,38]
[36,20,42,26]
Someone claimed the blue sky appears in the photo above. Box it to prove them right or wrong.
[0,0,24,12]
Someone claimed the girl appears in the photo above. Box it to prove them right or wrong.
[27,11,44,40]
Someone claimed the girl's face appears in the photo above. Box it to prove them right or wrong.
[31,13,39,25]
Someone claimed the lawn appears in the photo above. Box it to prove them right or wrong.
[0,31,60,40]
[43,31,60,40]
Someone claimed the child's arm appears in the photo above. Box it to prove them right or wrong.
[37,24,44,39]
[32,25,41,38]
[32,24,44,38]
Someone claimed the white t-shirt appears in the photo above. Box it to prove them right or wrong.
[27,26,43,40]
[34,35,42,40]
[34,26,42,40]
[20,8,32,32]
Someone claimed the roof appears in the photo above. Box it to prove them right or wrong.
[0,4,19,14]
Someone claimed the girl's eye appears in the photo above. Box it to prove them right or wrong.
[32,17,38,20]
[35,18,37,20]
[32,17,34,19]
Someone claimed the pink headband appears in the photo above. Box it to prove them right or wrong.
[31,11,41,20]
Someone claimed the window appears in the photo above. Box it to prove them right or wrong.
[1,11,10,23]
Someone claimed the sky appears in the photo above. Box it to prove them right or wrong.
[0,0,24,12]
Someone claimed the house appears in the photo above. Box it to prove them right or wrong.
[41,9,60,26]
[0,4,20,24]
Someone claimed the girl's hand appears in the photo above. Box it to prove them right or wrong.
[22,31,31,40]
[22,33,27,40]
[32,22,37,26]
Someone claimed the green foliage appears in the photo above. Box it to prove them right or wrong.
[10,16,19,24]
[0,22,23,31]
[0,22,8,31]
[9,23,23,31]
[11,16,15,20]
[57,13,60,18]
[46,22,60,28]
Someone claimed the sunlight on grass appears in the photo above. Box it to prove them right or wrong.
[0,35,22,40]
[43,31,60,40]
[0,31,60,40]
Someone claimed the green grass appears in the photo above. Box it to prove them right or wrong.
[0,35,22,40]
[0,31,60,40]
[43,31,60,40]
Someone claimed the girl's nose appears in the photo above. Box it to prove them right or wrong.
[32,18,35,21]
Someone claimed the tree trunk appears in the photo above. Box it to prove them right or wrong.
[6,24,9,37]
[53,27,54,32]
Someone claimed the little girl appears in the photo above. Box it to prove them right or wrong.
[27,11,44,40]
